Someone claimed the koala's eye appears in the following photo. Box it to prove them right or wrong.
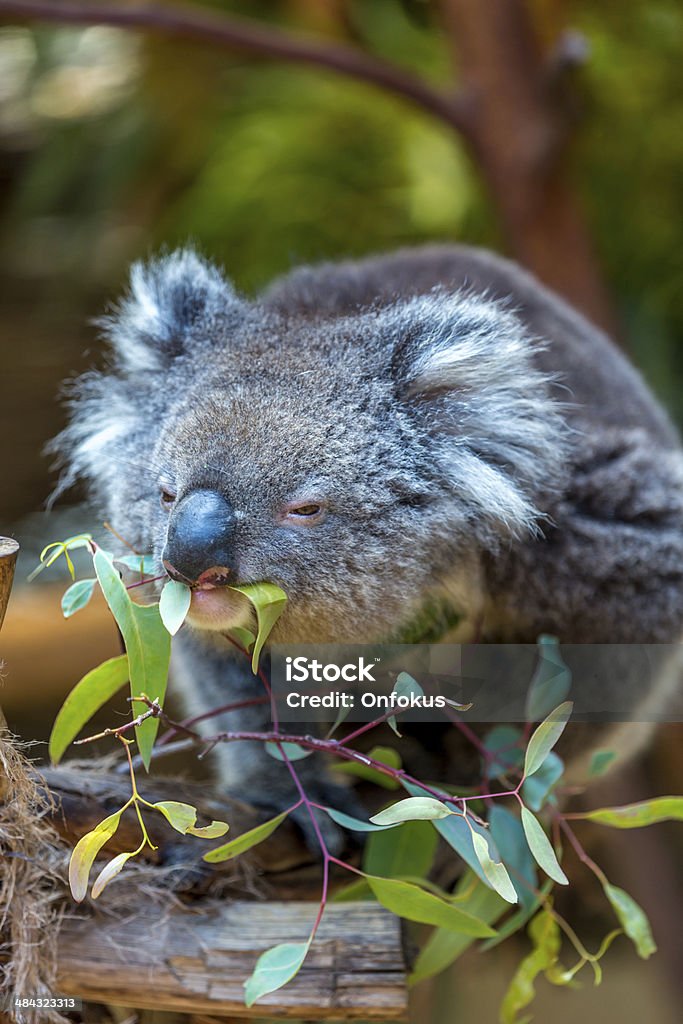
[291,504,321,517]
[281,501,326,525]
[160,486,177,508]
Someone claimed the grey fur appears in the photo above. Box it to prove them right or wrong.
[51,244,683,844]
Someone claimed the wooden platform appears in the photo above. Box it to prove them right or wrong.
[56,900,407,1020]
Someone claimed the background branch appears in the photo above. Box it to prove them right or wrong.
[0,0,472,135]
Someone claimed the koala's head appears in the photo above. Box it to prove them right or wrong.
[53,249,569,643]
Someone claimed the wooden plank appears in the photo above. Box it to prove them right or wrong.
[55,901,408,1020]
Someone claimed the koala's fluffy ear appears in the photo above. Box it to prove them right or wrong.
[100,249,245,372]
[385,291,571,540]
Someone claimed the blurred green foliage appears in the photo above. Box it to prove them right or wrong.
[1,0,682,518]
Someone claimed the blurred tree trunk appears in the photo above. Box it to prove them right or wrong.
[441,0,617,335]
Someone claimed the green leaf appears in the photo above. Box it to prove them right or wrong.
[388,672,424,736]
[153,800,197,834]
[227,626,257,651]
[158,579,191,635]
[323,807,396,832]
[49,654,129,764]
[365,874,497,936]
[603,883,656,959]
[403,781,493,887]
[61,578,97,618]
[471,830,518,904]
[204,810,289,863]
[91,850,136,899]
[580,796,683,828]
[525,635,572,722]
[410,872,507,984]
[369,797,452,826]
[330,877,373,902]
[489,806,538,909]
[524,701,573,778]
[333,745,402,790]
[520,808,568,885]
[228,581,287,672]
[28,534,92,582]
[114,554,157,575]
[363,820,438,879]
[265,741,312,761]
[481,880,554,952]
[589,750,617,778]
[244,941,310,1007]
[94,548,171,770]
[68,810,123,902]
[501,910,562,1024]
[522,751,564,812]
[483,725,524,780]
[188,820,230,839]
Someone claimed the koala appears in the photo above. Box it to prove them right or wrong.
[53,244,683,849]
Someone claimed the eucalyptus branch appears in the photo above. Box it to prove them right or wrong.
[130,694,481,818]
[74,699,161,744]
[0,0,472,135]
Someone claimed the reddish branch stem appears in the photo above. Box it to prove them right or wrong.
[0,0,472,135]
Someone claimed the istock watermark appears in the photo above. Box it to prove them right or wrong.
[271,641,683,724]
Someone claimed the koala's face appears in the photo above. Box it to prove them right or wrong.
[57,251,566,645]
[150,369,447,643]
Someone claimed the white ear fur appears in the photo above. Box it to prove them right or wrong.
[99,248,244,372]
[385,290,571,539]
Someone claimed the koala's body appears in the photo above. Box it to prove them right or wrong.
[55,245,683,843]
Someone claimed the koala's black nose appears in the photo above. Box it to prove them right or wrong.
[162,489,237,585]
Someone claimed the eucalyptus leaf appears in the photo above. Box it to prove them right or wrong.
[603,883,656,958]
[265,741,312,761]
[228,626,257,651]
[158,579,191,635]
[523,701,573,778]
[520,807,568,885]
[94,548,171,770]
[61,578,97,618]
[483,725,524,780]
[153,800,197,834]
[403,781,491,886]
[244,941,310,1007]
[500,910,562,1024]
[370,797,452,826]
[49,654,129,764]
[188,820,230,839]
[489,805,538,909]
[410,872,507,984]
[522,751,564,812]
[68,810,123,902]
[388,672,424,736]
[589,750,617,778]
[204,810,289,863]
[333,745,402,790]
[323,807,396,832]
[471,830,518,904]
[363,820,438,879]
[115,554,157,575]
[525,635,572,722]
[91,850,135,899]
[580,796,683,828]
[365,874,497,936]
[228,581,287,672]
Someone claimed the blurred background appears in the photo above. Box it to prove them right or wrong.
[0,1,681,1021]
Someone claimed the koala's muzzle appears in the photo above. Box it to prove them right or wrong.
[162,489,237,585]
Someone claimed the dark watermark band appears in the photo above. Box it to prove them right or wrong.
[270,641,683,724]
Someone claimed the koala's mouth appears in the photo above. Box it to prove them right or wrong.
[192,567,233,590]
[178,568,251,632]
